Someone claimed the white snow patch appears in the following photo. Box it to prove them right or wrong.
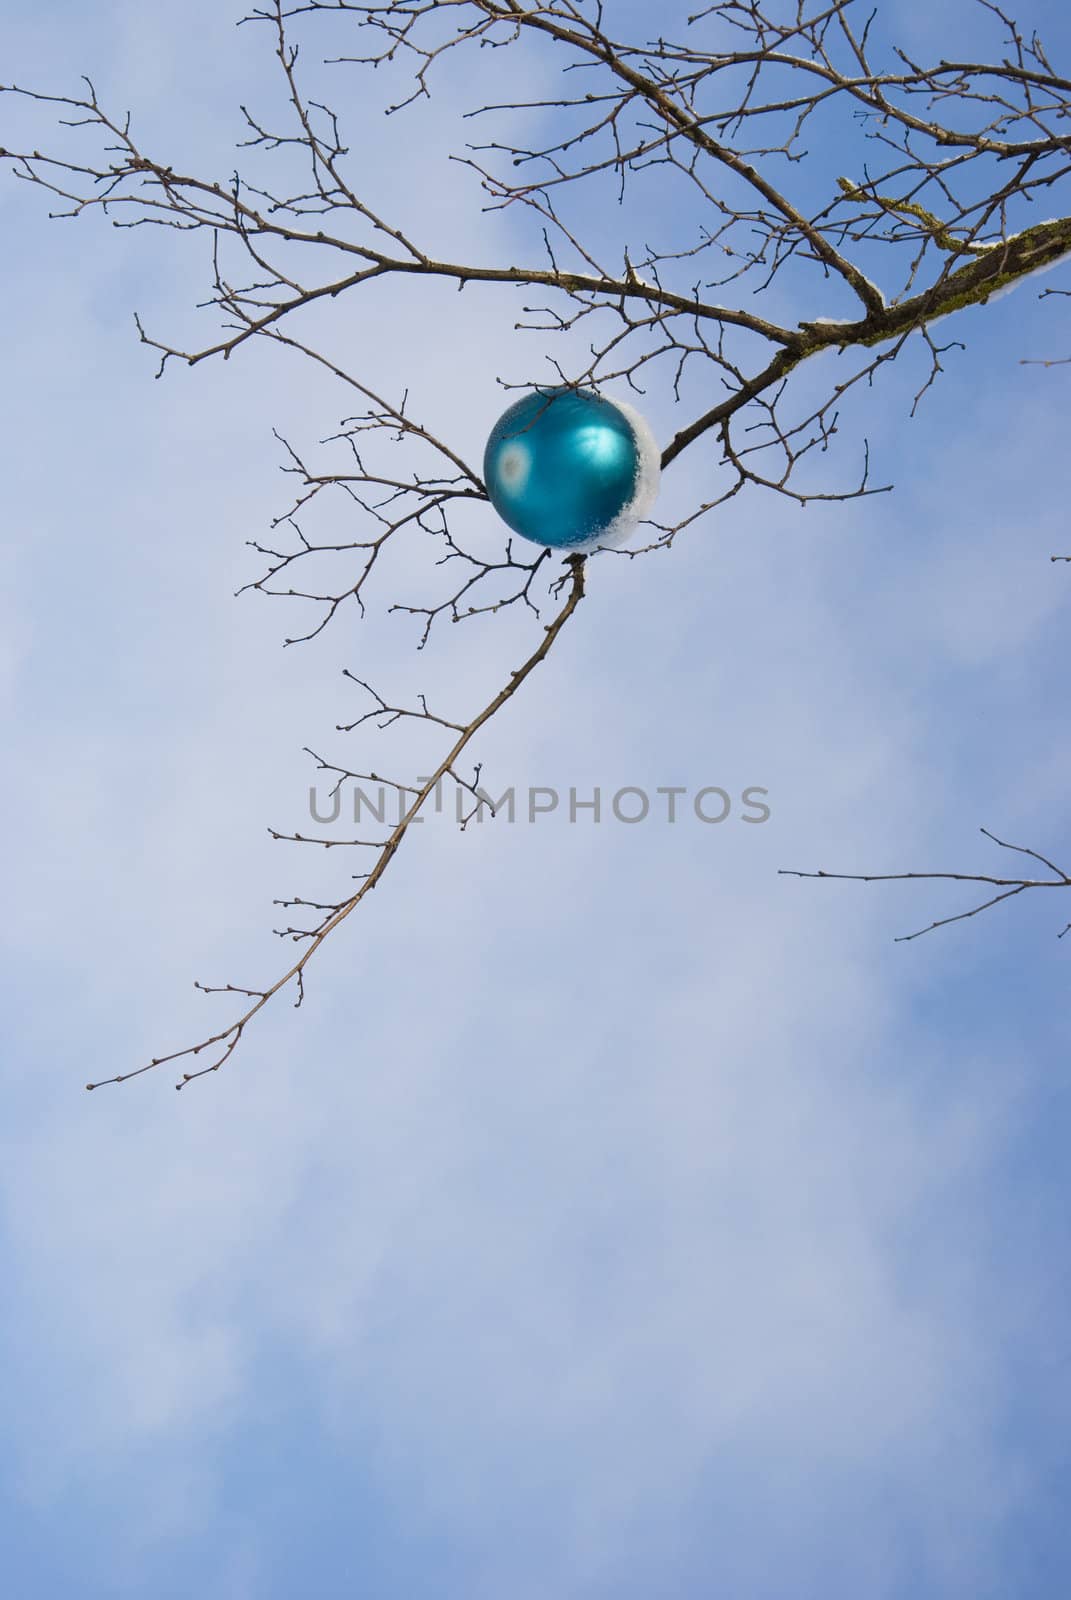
[579,395,662,554]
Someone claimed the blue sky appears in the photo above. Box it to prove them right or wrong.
[2,2,1070,1596]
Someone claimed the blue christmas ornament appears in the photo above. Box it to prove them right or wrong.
[483,386,660,552]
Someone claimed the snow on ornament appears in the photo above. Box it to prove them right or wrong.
[483,386,660,553]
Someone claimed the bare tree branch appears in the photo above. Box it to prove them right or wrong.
[781,828,1071,943]
[86,554,587,1091]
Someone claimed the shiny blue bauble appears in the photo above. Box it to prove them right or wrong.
[483,386,660,553]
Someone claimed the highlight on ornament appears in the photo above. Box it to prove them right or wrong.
[483,386,661,553]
